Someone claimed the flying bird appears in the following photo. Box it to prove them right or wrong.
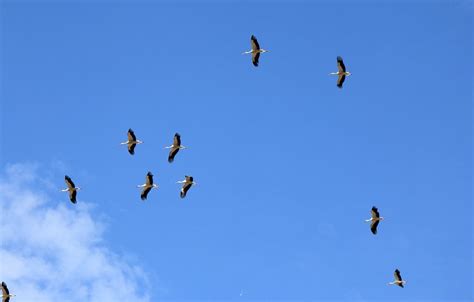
[365,206,384,234]
[1,282,15,302]
[242,35,269,67]
[120,128,143,155]
[137,172,158,200]
[329,56,352,88]
[61,175,80,204]
[177,175,196,198]
[388,269,406,288]
[165,133,186,163]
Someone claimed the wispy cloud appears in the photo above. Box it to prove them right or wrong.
[0,163,150,302]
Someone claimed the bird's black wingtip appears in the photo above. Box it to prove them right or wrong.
[180,192,186,198]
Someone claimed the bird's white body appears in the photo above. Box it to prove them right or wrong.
[61,187,81,192]
[365,217,384,222]
[242,49,268,55]
[121,139,143,145]
[165,145,186,150]
[388,280,406,286]
[329,71,352,76]
[137,183,158,189]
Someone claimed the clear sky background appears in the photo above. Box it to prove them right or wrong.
[1,1,472,301]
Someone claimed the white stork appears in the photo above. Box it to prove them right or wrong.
[120,128,143,155]
[165,133,186,163]
[1,282,15,302]
[177,175,196,198]
[242,35,269,67]
[329,56,351,88]
[137,172,158,200]
[61,175,80,204]
[388,269,406,288]
[365,206,384,235]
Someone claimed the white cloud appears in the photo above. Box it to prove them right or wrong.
[0,163,150,302]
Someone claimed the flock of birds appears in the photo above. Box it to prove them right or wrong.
[1,35,407,301]
[61,130,196,203]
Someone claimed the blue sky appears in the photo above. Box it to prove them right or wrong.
[0,1,472,301]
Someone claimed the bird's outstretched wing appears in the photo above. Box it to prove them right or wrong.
[337,74,346,88]
[337,56,346,73]
[370,220,379,234]
[65,175,75,189]
[394,269,403,282]
[251,35,260,51]
[1,282,9,295]
[128,143,136,155]
[168,147,180,163]
[146,172,154,186]
[252,52,260,67]
[173,133,181,146]
[180,183,192,198]
[141,187,152,200]
[128,129,136,141]
[371,206,380,219]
